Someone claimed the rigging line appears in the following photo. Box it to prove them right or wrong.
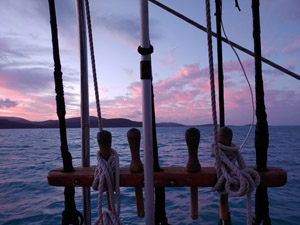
[205,0,219,176]
[219,1,254,151]
[48,0,83,224]
[215,0,225,128]
[85,0,103,132]
[48,0,74,173]
[148,0,300,80]
[235,0,241,11]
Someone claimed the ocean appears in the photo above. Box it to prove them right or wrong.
[0,126,299,225]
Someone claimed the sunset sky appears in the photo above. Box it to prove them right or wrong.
[0,0,299,125]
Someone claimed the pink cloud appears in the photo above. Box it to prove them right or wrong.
[128,82,141,97]
[223,59,254,76]
[93,61,259,125]
[283,60,297,69]
[0,89,58,121]
[100,87,110,94]
[0,68,80,121]
[1,55,298,126]
[262,44,275,57]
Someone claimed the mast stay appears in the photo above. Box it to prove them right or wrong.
[149,0,300,81]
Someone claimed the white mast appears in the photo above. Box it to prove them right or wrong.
[139,0,154,224]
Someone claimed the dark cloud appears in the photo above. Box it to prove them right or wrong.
[0,67,54,93]
[0,37,52,71]
[95,15,140,44]
[0,98,18,108]
[93,13,161,48]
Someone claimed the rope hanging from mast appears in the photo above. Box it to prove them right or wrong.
[84,0,103,131]
[84,2,124,224]
[205,1,260,225]
[215,0,225,128]
[49,0,74,174]
[251,0,271,224]
[48,0,83,224]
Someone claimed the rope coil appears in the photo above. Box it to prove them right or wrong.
[211,143,260,197]
[93,149,122,225]
[211,143,260,225]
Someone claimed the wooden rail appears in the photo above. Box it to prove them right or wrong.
[48,166,286,188]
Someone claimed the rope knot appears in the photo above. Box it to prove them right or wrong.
[212,143,260,196]
[211,140,260,225]
[93,149,122,225]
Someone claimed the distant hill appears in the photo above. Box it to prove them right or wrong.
[0,116,186,129]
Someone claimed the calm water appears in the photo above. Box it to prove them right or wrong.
[0,126,299,225]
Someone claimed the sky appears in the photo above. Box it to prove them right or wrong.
[0,0,299,126]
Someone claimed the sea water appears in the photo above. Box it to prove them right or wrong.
[0,126,299,225]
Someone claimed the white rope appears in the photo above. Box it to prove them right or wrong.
[211,143,260,197]
[205,0,221,183]
[211,143,260,224]
[205,1,260,224]
[92,149,122,225]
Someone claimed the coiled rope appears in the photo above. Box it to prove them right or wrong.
[211,143,260,197]
[92,149,122,225]
[205,0,260,224]
[211,142,260,225]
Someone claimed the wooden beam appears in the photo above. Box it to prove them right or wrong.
[48,166,286,188]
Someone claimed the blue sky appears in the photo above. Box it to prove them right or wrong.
[0,0,299,125]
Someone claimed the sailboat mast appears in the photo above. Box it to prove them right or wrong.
[75,0,91,224]
[139,0,155,224]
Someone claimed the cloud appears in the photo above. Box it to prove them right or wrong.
[265,89,300,125]
[94,15,140,49]
[262,45,275,57]
[123,68,135,80]
[167,48,176,65]
[263,0,300,21]
[124,110,142,120]
[0,1,298,125]
[94,60,255,125]
[93,12,161,51]
[281,36,300,54]
[0,65,80,121]
[94,63,214,124]
[128,82,142,97]
[1,54,298,125]
[0,67,54,94]
[0,98,18,108]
